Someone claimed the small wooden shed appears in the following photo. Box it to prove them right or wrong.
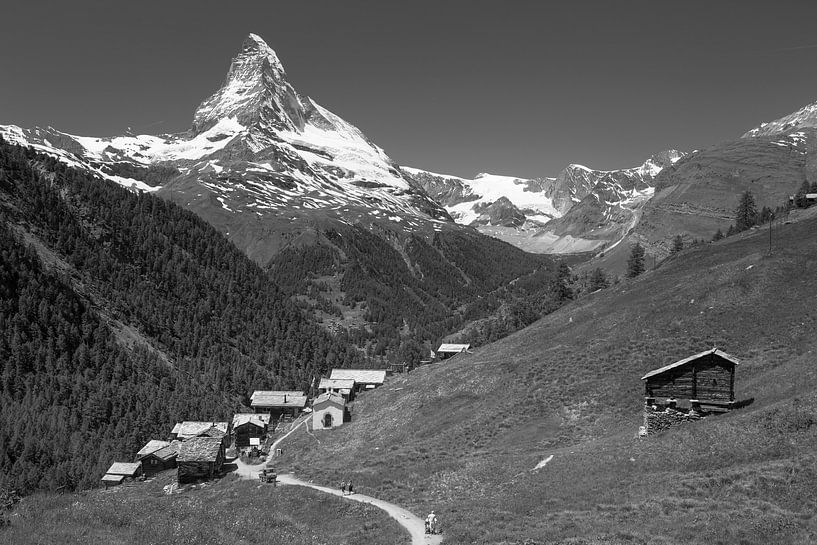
[232,413,270,447]
[177,437,225,484]
[642,348,739,405]
[329,369,386,393]
[436,343,470,360]
[250,391,308,418]
[102,461,143,488]
[318,377,356,401]
[135,440,179,475]
[312,392,346,430]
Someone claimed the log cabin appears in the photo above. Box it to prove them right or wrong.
[328,369,386,393]
[435,343,470,360]
[642,348,739,408]
[232,413,270,447]
[250,391,308,419]
[177,437,225,483]
[101,461,143,488]
[318,377,356,401]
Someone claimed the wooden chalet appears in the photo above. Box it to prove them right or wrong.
[177,437,225,484]
[171,421,230,448]
[135,440,179,475]
[101,461,142,488]
[642,348,739,409]
[312,392,346,429]
[232,413,270,447]
[318,377,356,401]
[436,343,470,360]
[329,369,386,393]
[250,391,308,418]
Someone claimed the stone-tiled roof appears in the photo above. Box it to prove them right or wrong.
[641,348,740,380]
[178,437,223,463]
[106,462,142,476]
[329,369,386,385]
[313,392,346,408]
[250,391,307,408]
[136,440,171,458]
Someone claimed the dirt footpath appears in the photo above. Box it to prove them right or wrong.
[277,474,443,545]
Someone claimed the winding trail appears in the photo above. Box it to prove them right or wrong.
[278,474,443,545]
[230,419,442,544]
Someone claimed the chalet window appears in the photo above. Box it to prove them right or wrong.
[712,379,717,386]
[323,413,333,428]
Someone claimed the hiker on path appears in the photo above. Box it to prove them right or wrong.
[347,481,354,495]
[340,481,346,495]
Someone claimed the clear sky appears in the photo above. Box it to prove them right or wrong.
[2,1,817,178]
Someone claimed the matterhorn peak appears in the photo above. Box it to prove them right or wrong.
[241,33,285,71]
[191,33,307,135]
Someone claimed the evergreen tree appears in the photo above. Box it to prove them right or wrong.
[589,267,609,291]
[734,191,757,232]
[671,235,684,254]
[626,243,646,278]
[712,228,724,242]
[726,224,736,237]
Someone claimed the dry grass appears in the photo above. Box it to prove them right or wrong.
[275,215,817,544]
[2,472,408,545]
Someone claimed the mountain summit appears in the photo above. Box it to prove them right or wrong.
[192,33,303,134]
[0,33,453,265]
[742,101,817,138]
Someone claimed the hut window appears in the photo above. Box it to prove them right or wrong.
[323,413,333,428]
[712,379,717,387]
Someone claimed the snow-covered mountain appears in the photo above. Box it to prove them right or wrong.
[742,101,817,138]
[402,150,683,253]
[0,34,452,265]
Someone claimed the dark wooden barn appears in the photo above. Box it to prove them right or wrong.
[232,413,269,447]
[177,437,225,484]
[642,348,739,406]
[136,440,180,475]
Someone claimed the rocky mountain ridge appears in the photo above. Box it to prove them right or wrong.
[403,150,683,254]
[0,34,454,266]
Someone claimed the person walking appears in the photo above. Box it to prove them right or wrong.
[339,481,346,495]
[347,481,354,495]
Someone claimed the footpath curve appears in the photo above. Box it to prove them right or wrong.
[230,420,442,545]
[277,474,443,545]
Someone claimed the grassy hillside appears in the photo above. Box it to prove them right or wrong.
[277,213,817,544]
[2,473,408,545]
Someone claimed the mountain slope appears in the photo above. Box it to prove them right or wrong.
[0,33,452,267]
[280,210,817,544]
[0,138,365,493]
[403,150,683,254]
[743,100,817,138]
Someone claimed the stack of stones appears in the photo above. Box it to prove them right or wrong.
[643,399,703,435]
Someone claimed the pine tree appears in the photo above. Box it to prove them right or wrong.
[626,243,646,278]
[712,228,724,242]
[671,235,684,254]
[734,191,757,232]
[589,267,609,291]
[726,224,736,237]
[794,180,811,208]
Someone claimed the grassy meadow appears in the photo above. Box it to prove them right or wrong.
[276,213,817,544]
[1,472,408,545]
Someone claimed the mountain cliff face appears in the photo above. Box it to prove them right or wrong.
[403,150,683,254]
[742,101,817,138]
[0,34,453,266]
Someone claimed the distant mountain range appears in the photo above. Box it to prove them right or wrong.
[0,34,453,266]
[2,33,816,275]
[403,150,683,254]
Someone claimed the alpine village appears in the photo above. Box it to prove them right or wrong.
[2,7,817,545]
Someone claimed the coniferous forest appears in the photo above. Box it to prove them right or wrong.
[0,138,364,492]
